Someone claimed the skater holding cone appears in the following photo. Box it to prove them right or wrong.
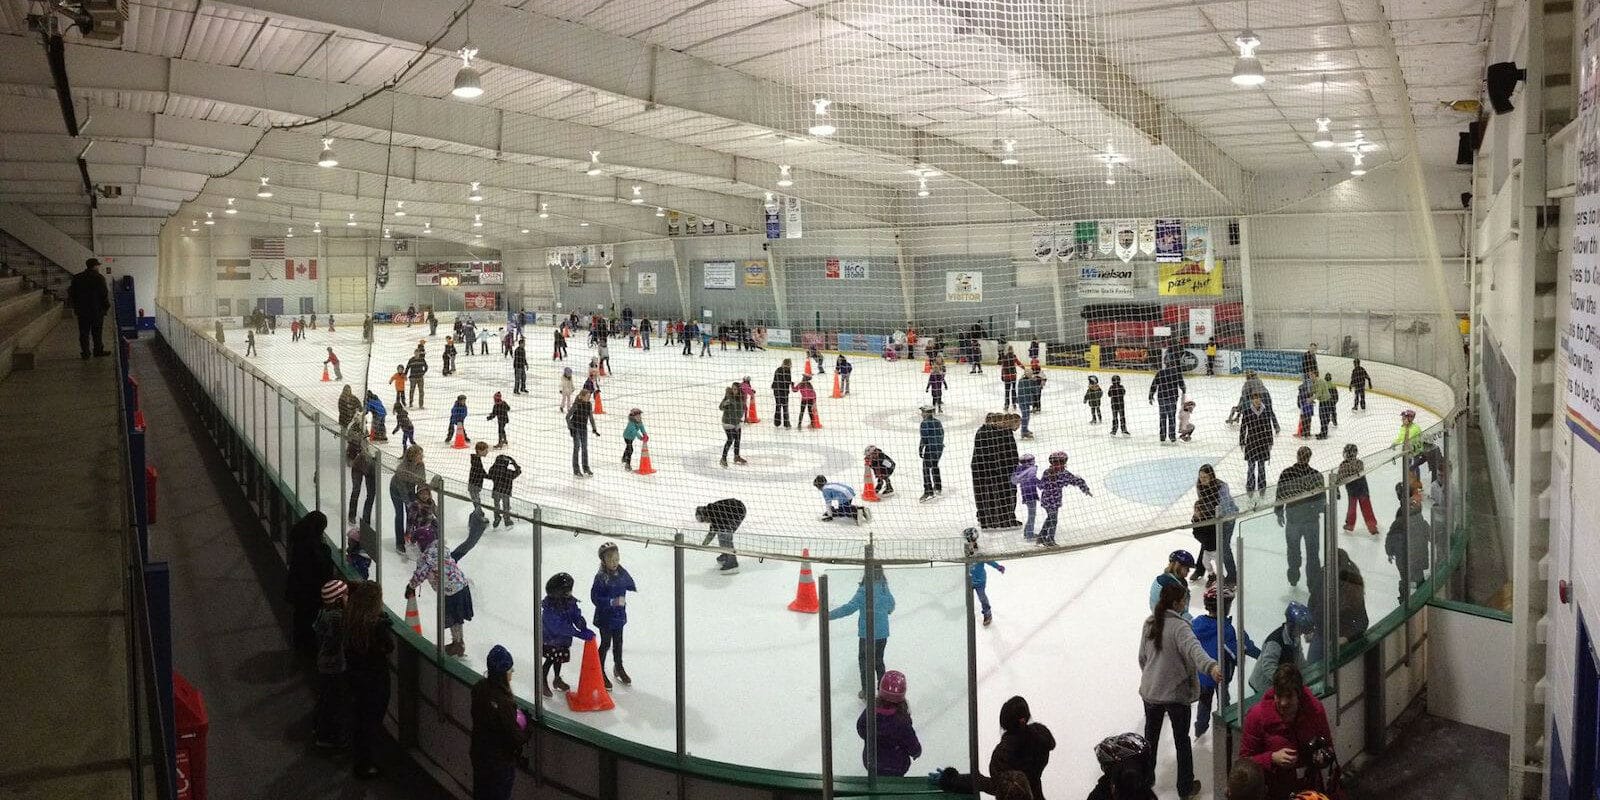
[797,375,819,427]
[539,573,594,697]
[590,542,637,689]
[405,542,473,658]
[622,409,647,471]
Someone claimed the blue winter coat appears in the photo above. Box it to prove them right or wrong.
[590,567,637,630]
[829,579,895,640]
[1192,613,1259,689]
[365,395,387,418]
[919,418,945,459]
[541,597,594,648]
[1011,463,1040,502]
[969,561,1001,589]
[450,402,469,425]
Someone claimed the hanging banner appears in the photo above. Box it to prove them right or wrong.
[703,261,736,290]
[1184,223,1213,272]
[1078,265,1138,298]
[1155,219,1184,263]
[375,257,389,289]
[765,208,781,239]
[566,266,585,287]
[1098,221,1115,254]
[1032,230,1055,263]
[667,211,682,236]
[684,215,699,235]
[1070,221,1097,260]
[1138,220,1156,255]
[743,261,768,287]
[1568,0,1600,451]
[637,272,657,295]
[784,196,803,239]
[700,218,716,235]
[1054,225,1072,262]
[1188,307,1215,343]
[1158,260,1225,296]
[945,270,984,302]
[1114,220,1137,263]
[599,245,613,269]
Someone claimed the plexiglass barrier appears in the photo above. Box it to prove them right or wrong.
[154,304,1472,793]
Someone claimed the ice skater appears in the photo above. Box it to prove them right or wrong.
[925,364,947,413]
[443,336,457,376]
[446,394,470,444]
[719,385,747,467]
[1148,353,1187,443]
[1016,368,1043,439]
[324,347,342,380]
[808,342,825,373]
[1275,446,1327,593]
[389,364,407,409]
[836,354,853,394]
[407,348,428,408]
[999,346,1020,409]
[245,329,256,357]
[815,475,871,524]
[621,409,646,471]
[1349,359,1371,411]
[1011,454,1040,540]
[406,542,473,658]
[1178,399,1196,442]
[918,406,944,502]
[1150,550,1195,610]
[488,454,521,528]
[487,391,510,447]
[364,391,388,442]
[771,359,794,428]
[1312,371,1333,439]
[1239,393,1279,495]
[1191,583,1257,738]
[596,336,611,375]
[963,528,1005,626]
[1325,373,1340,427]
[590,542,636,689]
[797,376,819,428]
[567,389,599,477]
[539,572,594,697]
[1036,451,1091,547]
[695,498,747,574]
[1108,375,1129,435]
[865,446,895,495]
[559,367,575,412]
[1336,443,1378,534]
[468,441,489,516]
[553,326,568,360]
[827,565,894,698]
[1084,375,1103,423]
[512,339,528,394]
[1294,375,1313,438]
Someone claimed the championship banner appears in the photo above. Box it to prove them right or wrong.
[216,258,251,281]
[703,261,736,290]
[1184,223,1213,272]
[743,261,768,287]
[464,291,498,310]
[1138,220,1156,255]
[700,218,716,235]
[945,270,983,302]
[1158,260,1224,296]
[1072,221,1097,260]
[765,208,781,239]
[376,257,390,288]
[784,196,803,239]
[1188,307,1215,343]
[1031,230,1055,263]
[1155,219,1184,263]
[1078,265,1138,298]
[1097,221,1115,254]
[1114,220,1137,263]
[637,272,657,295]
[685,215,699,235]
[1569,0,1600,451]
[667,211,682,236]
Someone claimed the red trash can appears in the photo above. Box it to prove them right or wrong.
[173,671,208,800]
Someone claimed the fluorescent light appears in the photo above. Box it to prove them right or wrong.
[383,227,392,239]
[777,164,794,188]
[521,228,530,234]
[468,181,483,202]
[807,98,836,137]
[916,176,930,198]
[256,176,272,198]
[630,185,643,204]
[586,151,602,176]
[394,201,406,217]
[579,221,590,227]
[655,206,665,217]
[1231,30,1265,86]
[286,226,294,238]
[452,46,484,99]
[318,138,338,167]
[224,197,237,214]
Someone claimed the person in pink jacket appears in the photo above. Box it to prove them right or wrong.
[1239,663,1342,799]
[797,376,820,428]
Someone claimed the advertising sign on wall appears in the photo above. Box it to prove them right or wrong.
[703,261,737,290]
[945,270,984,302]
[1077,265,1138,298]
[743,261,768,287]
[1239,349,1305,377]
[1188,307,1215,344]
[637,272,657,295]
[464,291,498,310]
[825,258,868,280]
[764,327,793,346]
[1158,261,1224,296]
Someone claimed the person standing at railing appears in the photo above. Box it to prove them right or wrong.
[344,581,395,779]
[346,433,376,527]
[68,258,111,359]
[1394,409,1425,475]
[1334,444,1378,535]
[828,565,895,699]
[470,645,531,800]
[487,454,521,528]
[1238,394,1279,495]
[312,579,347,750]
[389,445,427,556]
[1274,446,1327,596]
[286,511,336,655]
[337,385,360,431]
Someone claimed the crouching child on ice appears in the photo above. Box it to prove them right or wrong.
[815,475,871,525]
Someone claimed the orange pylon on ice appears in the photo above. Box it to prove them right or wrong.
[745,395,760,424]
[321,365,331,382]
[452,424,468,449]
[565,638,615,712]
[803,359,813,377]
[592,391,606,415]
[861,464,881,502]
[636,442,656,475]
[831,373,843,399]
[787,549,819,613]
[405,595,423,635]
[807,405,823,429]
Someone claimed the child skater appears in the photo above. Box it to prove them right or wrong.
[739,376,756,415]
[559,367,575,412]
[553,325,568,360]
[1325,372,1340,427]
[540,572,594,697]
[1190,499,1218,583]
[1011,453,1040,541]
[859,670,921,776]
[808,342,826,373]
[837,354,854,395]
[1178,399,1197,442]
[405,539,473,657]
[487,391,511,448]
[963,528,1005,626]
[865,446,896,495]
[797,375,819,428]
[1191,582,1257,737]
[622,409,647,471]
[364,391,388,442]
[391,402,415,448]
[389,364,407,409]
[1107,375,1129,435]
[925,364,947,413]
[590,542,637,689]
[1084,375,1103,423]
[1037,451,1092,547]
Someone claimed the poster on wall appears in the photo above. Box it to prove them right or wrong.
[945,270,984,302]
[637,272,657,295]
[703,261,737,290]
[1097,221,1115,254]
[216,258,251,281]
[1032,229,1055,263]
[1114,221,1137,263]
[1155,219,1184,263]
[1188,307,1215,343]
[667,212,682,236]
[1568,0,1600,451]
[765,208,781,240]
[784,196,803,239]
[825,258,868,279]
[1184,223,1213,272]
[1138,220,1156,255]
[1078,265,1138,298]
[375,257,390,288]
[743,261,768,287]
[463,291,498,310]
[1158,261,1224,296]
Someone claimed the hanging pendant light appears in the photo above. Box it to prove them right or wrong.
[916,176,930,197]
[313,220,322,233]
[586,151,602,176]
[286,226,294,238]
[421,221,431,236]
[630,185,644,204]
[346,213,357,227]
[383,227,392,239]
[473,213,483,228]
[1230,3,1265,87]
[224,197,238,215]
[1105,164,1117,186]
[655,206,666,217]
[538,202,550,219]
[467,181,484,202]
[777,164,794,187]
[203,211,215,225]
[1349,152,1366,176]
[318,138,338,167]
[452,46,484,99]
[256,176,273,198]
[999,139,1019,165]
[1313,75,1334,147]
[394,200,406,217]
[807,98,836,137]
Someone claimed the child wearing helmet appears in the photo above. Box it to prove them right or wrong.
[486,391,511,448]
[963,528,1005,627]
[857,670,921,776]
[590,542,637,689]
[540,572,595,697]
[1191,582,1259,737]
[1037,451,1092,547]
[1178,399,1197,441]
[865,446,896,496]
[1249,602,1313,693]
[1150,550,1196,613]
[1010,454,1040,541]
[1087,732,1156,800]
[559,367,575,412]
[621,409,648,471]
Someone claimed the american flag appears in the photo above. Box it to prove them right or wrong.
[249,237,285,259]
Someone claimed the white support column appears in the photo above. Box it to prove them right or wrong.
[1050,257,1067,344]
[671,239,692,321]
[894,237,915,326]
[769,246,790,329]
[1239,216,1256,349]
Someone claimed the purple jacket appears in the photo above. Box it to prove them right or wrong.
[856,705,922,776]
[1011,463,1040,502]
[1039,467,1089,511]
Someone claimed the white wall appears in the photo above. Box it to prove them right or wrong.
[93,210,164,314]
[0,202,97,274]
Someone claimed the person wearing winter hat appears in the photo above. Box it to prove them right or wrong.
[471,644,532,800]
[622,409,647,471]
[312,579,347,749]
[540,572,595,696]
[1010,454,1040,540]
[930,695,1056,799]
[487,391,511,448]
[559,366,576,412]
[857,670,921,776]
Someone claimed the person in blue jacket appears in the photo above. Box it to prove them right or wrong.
[836,354,854,394]
[446,394,470,444]
[1149,550,1195,616]
[815,475,871,524]
[590,542,637,689]
[539,572,594,697]
[363,390,388,442]
[1191,582,1258,737]
[829,564,896,699]
[964,528,1005,627]
[918,406,944,502]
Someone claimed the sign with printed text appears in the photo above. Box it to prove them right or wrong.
[825,258,868,280]
[1188,307,1215,344]
[1077,264,1138,298]
[703,261,736,290]
[637,272,657,295]
[783,196,803,238]
[945,270,983,302]
[1158,260,1223,296]
[743,261,768,287]
[416,261,503,286]
[1568,0,1600,451]
[764,327,792,346]
[464,291,498,310]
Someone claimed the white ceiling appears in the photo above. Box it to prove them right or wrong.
[0,0,1491,249]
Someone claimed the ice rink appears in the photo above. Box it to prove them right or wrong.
[216,318,1446,798]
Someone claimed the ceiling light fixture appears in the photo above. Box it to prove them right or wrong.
[318,137,338,168]
[467,181,483,202]
[630,185,644,204]
[346,213,357,227]
[452,46,484,99]
[286,226,294,238]
[256,176,273,198]
[421,221,431,236]
[1349,152,1366,176]
[655,206,666,217]
[188,220,198,232]
[1000,139,1019,165]
[764,191,776,209]
[586,151,603,176]
[916,176,930,198]
[777,164,794,187]
[538,202,549,219]
[224,197,238,214]
[472,213,483,228]
[579,221,590,227]
[1313,74,1334,147]
[807,98,836,137]
[394,200,406,217]
[1105,164,1117,186]
[1230,3,1265,87]
[203,211,215,225]
[383,227,392,239]
[521,227,530,234]
[313,220,322,233]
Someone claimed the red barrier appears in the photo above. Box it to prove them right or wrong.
[174,672,208,800]
[146,466,159,524]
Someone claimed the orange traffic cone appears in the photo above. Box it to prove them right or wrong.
[787,549,819,613]
[808,405,823,429]
[923,359,932,373]
[566,637,615,712]
[593,391,606,415]
[831,373,843,399]
[636,442,656,475]
[321,365,331,382]
[861,465,881,502]
[803,359,813,376]
[405,594,423,635]
[745,395,760,424]
[452,424,468,449]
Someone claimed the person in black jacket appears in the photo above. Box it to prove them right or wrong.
[512,340,528,394]
[1108,375,1129,435]
[406,348,429,409]
[471,645,531,800]
[67,258,111,359]
[933,695,1056,799]
[1148,354,1188,443]
[488,455,522,528]
[487,392,511,447]
[971,414,1021,529]
[468,442,489,515]
[285,511,336,655]
[1348,358,1371,411]
[695,498,747,574]
[771,359,794,428]
[344,581,395,779]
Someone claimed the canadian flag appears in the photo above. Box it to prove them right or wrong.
[283,259,318,280]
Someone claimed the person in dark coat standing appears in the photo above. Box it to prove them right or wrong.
[932,695,1056,799]
[67,258,111,359]
[470,645,531,800]
[972,414,1021,529]
[918,406,944,502]
[285,511,336,655]
[1238,393,1280,495]
[344,581,395,779]
[512,340,528,394]
[771,359,794,428]
[1148,354,1188,443]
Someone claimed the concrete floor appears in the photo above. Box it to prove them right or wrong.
[1349,712,1509,800]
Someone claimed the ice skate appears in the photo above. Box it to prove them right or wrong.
[718,562,740,575]
[583,468,593,476]
[603,673,613,690]
[721,457,729,468]
[734,456,748,465]
[444,641,465,658]
[615,665,631,685]
[1181,780,1202,799]
[553,676,571,693]
[879,485,893,495]
[982,613,992,627]
[856,507,872,525]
